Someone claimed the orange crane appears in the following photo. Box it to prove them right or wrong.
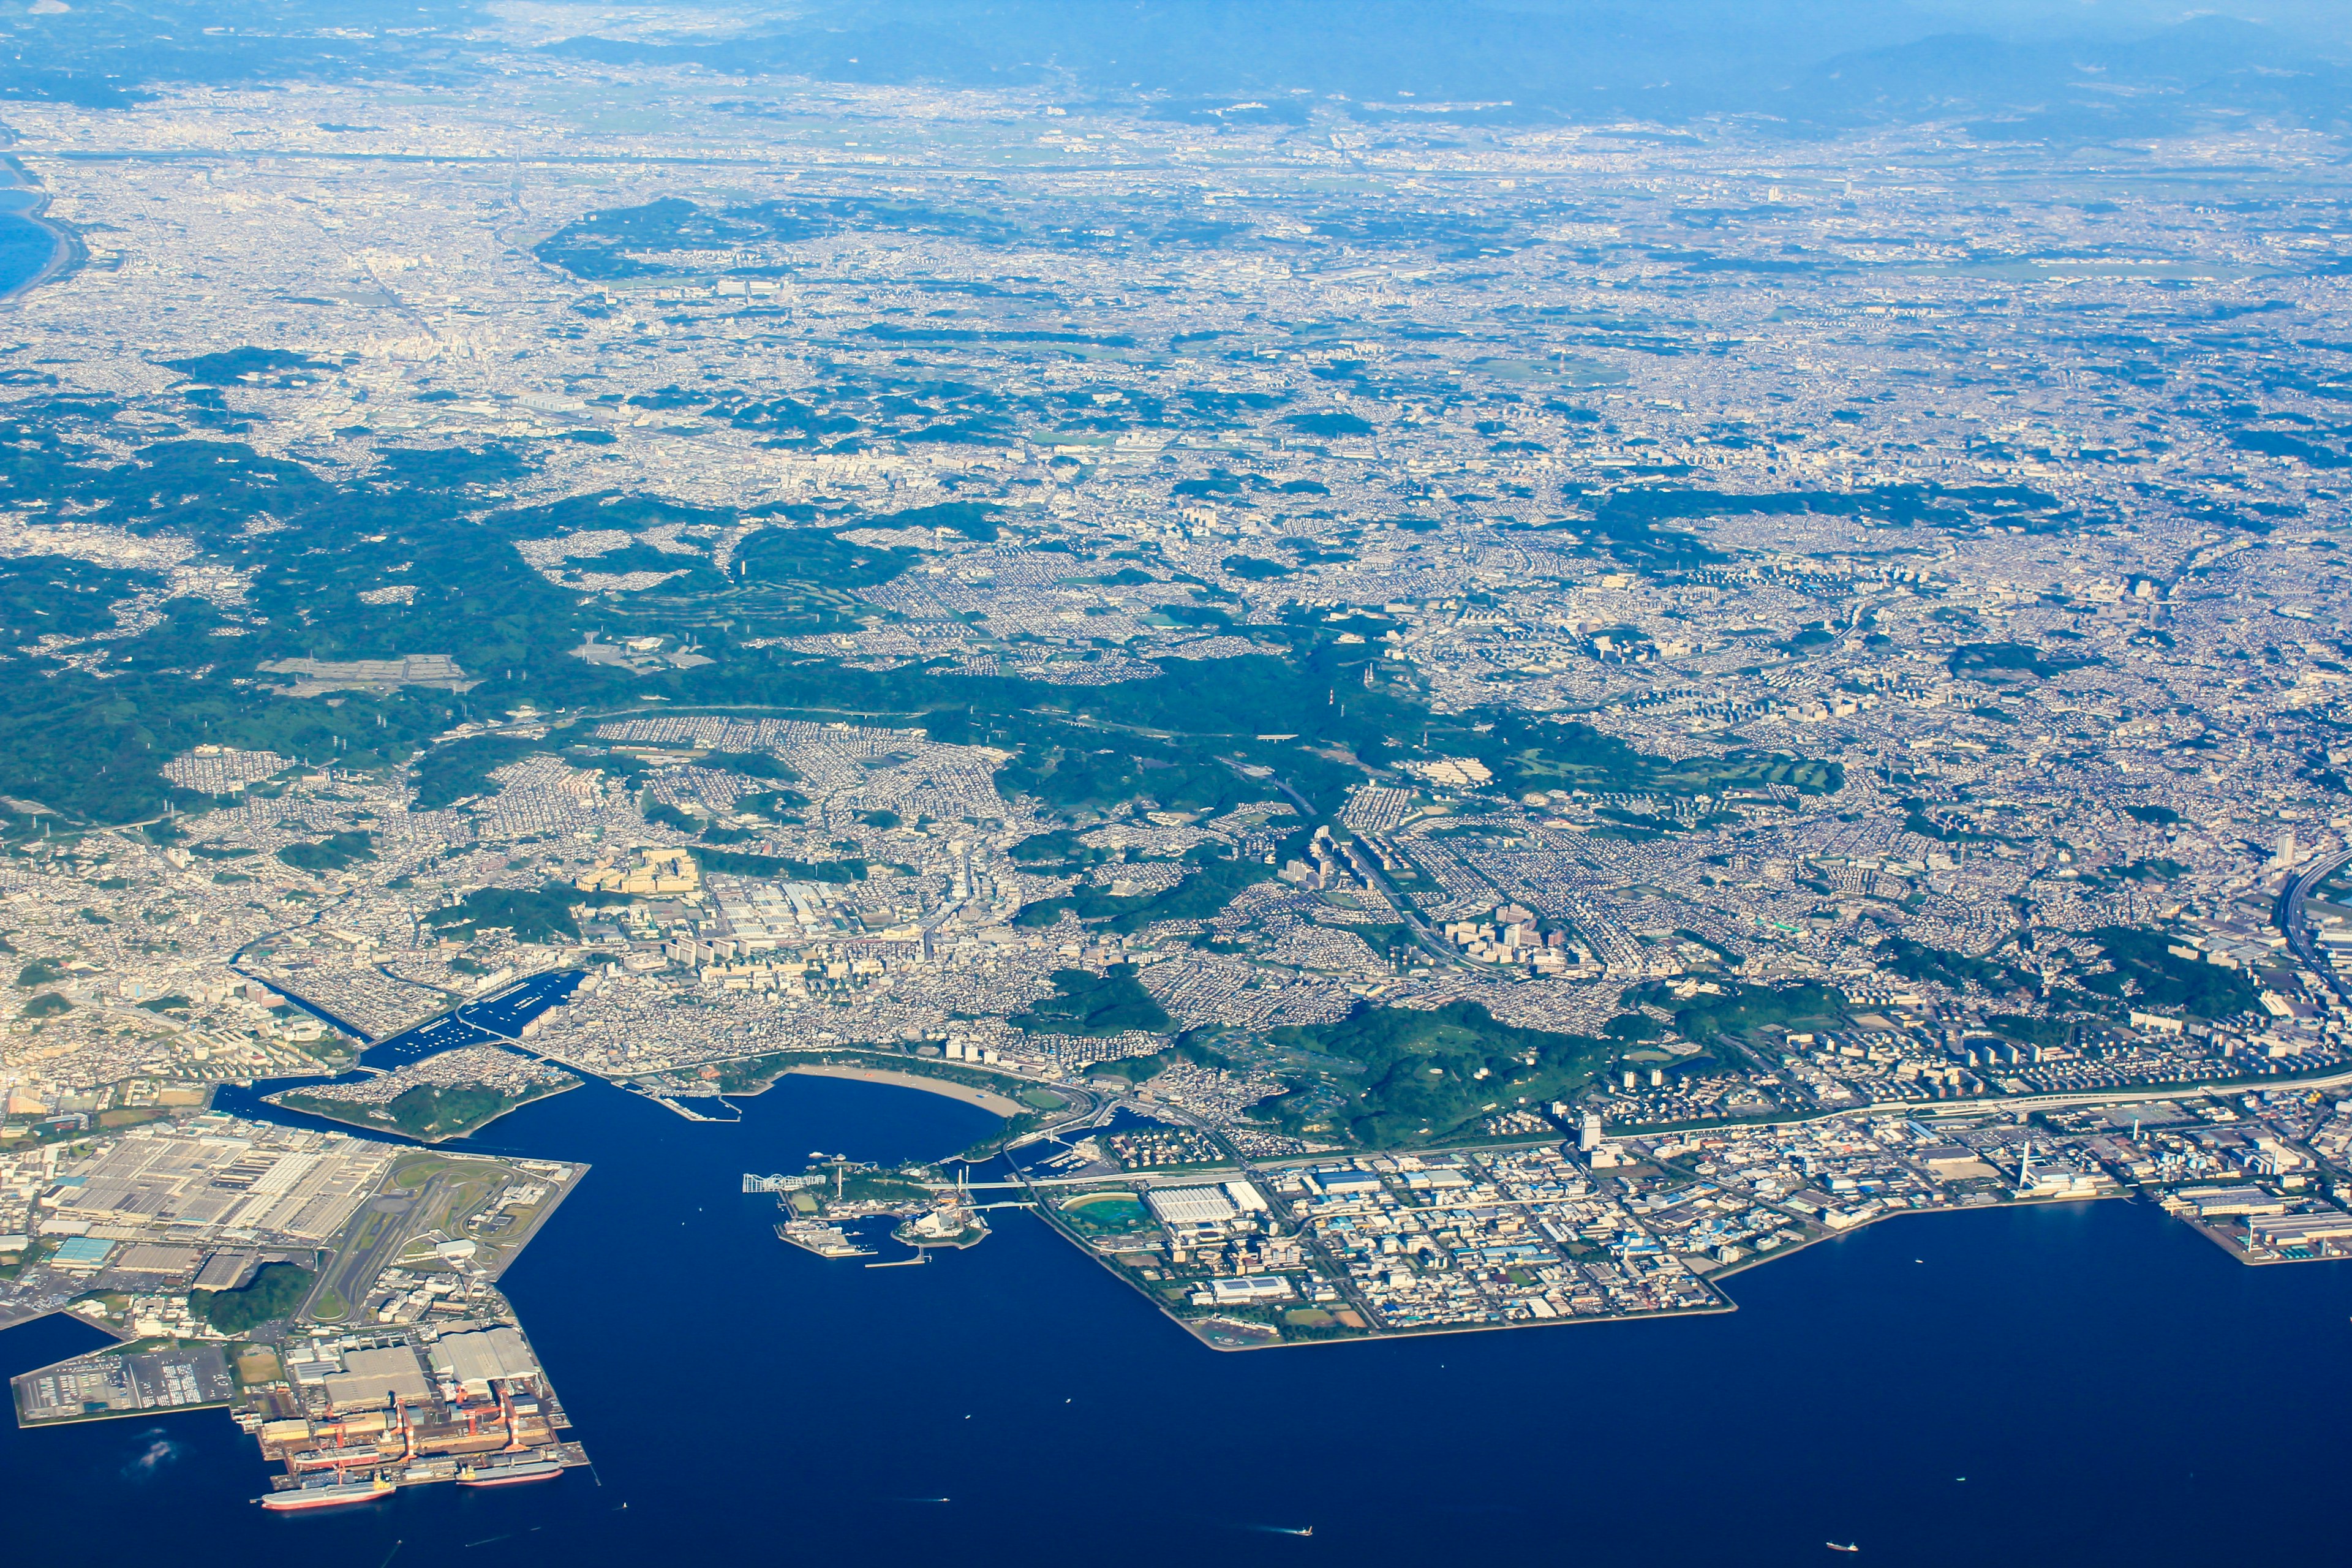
[498,1382,527,1453]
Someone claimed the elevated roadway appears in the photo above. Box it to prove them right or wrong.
[2276,850,2352,1005]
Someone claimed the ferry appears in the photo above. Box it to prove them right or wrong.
[257,1477,395,1512]
[458,1459,566,1488]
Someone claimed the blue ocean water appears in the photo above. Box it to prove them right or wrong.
[0,186,60,298]
[6,1072,2350,1567]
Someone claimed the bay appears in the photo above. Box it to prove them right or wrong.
[4,1071,2348,1566]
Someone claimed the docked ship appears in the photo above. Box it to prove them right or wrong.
[257,1476,395,1512]
[458,1458,566,1488]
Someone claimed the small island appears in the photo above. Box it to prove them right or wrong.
[761,1164,993,1259]
[894,1191,991,1250]
[270,1046,580,1143]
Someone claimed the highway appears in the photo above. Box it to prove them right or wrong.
[2276,850,2352,1005]
[1223,754,1466,972]
[1909,1065,2352,1120]
[1336,833,1464,970]
[1625,1054,2352,1140]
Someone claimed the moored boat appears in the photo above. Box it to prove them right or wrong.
[257,1477,394,1512]
[457,1459,566,1488]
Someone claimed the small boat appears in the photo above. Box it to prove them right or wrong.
[257,1476,394,1512]
[458,1460,565,1488]
[1827,1545,1860,1555]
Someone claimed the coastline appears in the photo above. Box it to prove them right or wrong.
[0,157,81,306]
[783,1063,1026,1117]
[267,1076,581,1144]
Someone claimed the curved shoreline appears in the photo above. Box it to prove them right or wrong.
[267,1076,581,1144]
[783,1063,1025,1117]
[0,159,84,306]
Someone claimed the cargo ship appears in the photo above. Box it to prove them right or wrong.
[257,1476,395,1512]
[457,1459,565,1488]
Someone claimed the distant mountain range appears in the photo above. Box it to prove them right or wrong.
[539,1,2352,136]
[2,0,2350,136]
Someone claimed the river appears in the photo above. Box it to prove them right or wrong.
[4,1070,2350,1567]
